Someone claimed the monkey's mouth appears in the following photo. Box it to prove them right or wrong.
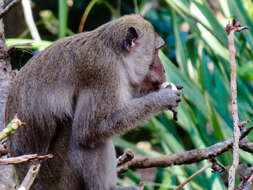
[150,81,164,91]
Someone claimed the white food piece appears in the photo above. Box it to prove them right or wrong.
[18,186,26,190]
[161,82,177,90]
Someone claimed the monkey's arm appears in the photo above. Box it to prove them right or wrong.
[101,88,181,135]
[72,88,181,145]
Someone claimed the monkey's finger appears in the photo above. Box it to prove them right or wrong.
[176,85,184,90]
[175,90,182,96]
[176,95,182,103]
[171,107,178,121]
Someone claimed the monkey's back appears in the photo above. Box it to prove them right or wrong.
[5,33,104,189]
[5,14,153,190]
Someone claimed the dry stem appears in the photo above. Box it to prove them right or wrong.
[17,164,40,190]
[176,163,212,190]
[225,19,249,190]
[0,154,53,165]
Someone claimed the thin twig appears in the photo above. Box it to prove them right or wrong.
[17,164,40,190]
[176,163,212,190]
[21,0,41,42]
[239,138,253,152]
[0,0,22,19]
[0,154,53,164]
[117,149,134,166]
[225,18,249,190]
[0,114,25,141]
[7,42,33,53]
[117,126,253,174]
[236,170,253,190]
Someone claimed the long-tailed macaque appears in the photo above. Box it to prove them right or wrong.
[5,14,181,190]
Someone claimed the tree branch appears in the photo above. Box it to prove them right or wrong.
[0,0,17,188]
[0,114,25,141]
[117,149,134,166]
[117,126,253,174]
[225,18,249,190]
[17,164,40,190]
[176,163,212,190]
[0,154,53,165]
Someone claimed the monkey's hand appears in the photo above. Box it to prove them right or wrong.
[158,84,182,121]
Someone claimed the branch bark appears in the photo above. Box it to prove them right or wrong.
[225,19,249,190]
[0,0,16,189]
[117,126,253,174]
[17,164,40,190]
[176,163,212,190]
[0,154,53,165]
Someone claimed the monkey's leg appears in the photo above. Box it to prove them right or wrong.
[69,140,118,190]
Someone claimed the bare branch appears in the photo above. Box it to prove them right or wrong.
[117,126,253,174]
[7,43,33,54]
[236,169,253,190]
[0,154,53,165]
[17,164,40,190]
[0,0,16,187]
[22,0,41,42]
[0,0,22,19]
[225,18,249,190]
[176,164,212,190]
[117,149,134,166]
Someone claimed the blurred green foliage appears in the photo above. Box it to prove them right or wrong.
[6,0,253,189]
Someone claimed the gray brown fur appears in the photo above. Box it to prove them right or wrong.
[5,15,181,190]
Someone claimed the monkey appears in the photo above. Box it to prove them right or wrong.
[5,14,182,190]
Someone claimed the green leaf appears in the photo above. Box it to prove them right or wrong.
[58,0,69,38]
[238,62,253,81]
[6,39,52,49]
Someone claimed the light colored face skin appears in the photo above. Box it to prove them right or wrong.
[121,25,166,96]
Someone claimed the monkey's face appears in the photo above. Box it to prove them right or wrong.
[121,22,166,96]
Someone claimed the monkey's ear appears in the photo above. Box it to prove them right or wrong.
[122,27,138,54]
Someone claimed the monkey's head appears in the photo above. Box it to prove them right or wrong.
[101,15,166,96]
